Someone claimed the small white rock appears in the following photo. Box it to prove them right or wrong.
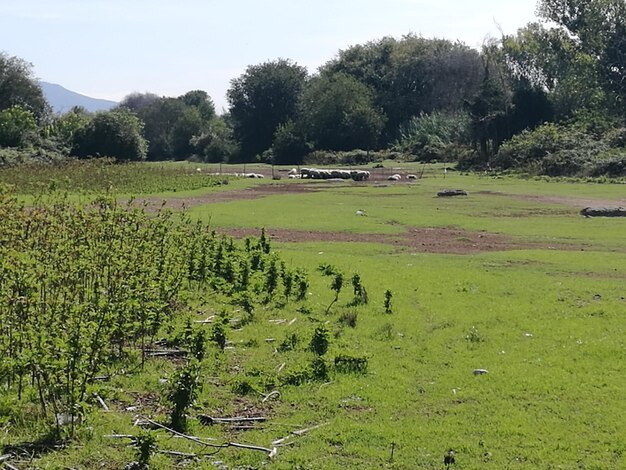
[473,369,489,375]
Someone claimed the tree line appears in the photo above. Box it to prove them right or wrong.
[1,0,624,176]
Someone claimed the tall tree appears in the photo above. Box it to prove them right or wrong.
[322,35,483,140]
[0,52,50,121]
[178,90,215,121]
[536,0,626,116]
[300,73,385,151]
[227,59,307,161]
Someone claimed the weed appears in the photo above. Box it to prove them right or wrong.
[309,326,330,356]
[338,311,358,328]
[384,289,393,314]
[277,333,299,352]
[210,323,227,351]
[167,361,201,432]
[334,355,368,374]
[310,357,329,381]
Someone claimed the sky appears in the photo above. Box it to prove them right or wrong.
[0,0,540,111]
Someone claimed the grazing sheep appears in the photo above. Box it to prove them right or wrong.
[350,170,370,181]
[299,168,370,181]
[288,168,298,176]
[387,174,402,181]
[407,174,417,180]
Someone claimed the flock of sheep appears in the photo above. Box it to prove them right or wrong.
[290,167,371,181]
[224,167,420,182]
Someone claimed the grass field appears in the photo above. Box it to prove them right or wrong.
[1,161,625,469]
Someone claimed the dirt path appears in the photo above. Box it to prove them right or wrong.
[220,226,592,255]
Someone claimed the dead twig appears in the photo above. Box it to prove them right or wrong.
[198,415,266,425]
[272,422,328,447]
[262,390,280,402]
[93,393,109,411]
[144,418,274,455]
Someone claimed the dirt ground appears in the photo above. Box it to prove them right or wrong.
[139,180,616,254]
[218,226,591,254]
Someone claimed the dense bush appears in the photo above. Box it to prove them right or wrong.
[393,111,471,162]
[493,122,626,176]
[72,109,148,161]
[303,149,406,166]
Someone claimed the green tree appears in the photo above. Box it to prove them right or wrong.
[0,105,37,147]
[227,59,307,160]
[271,119,309,164]
[301,73,385,151]
[503,22,612,119]
[72,108,147,160]
[118,92,160,113]
[190,116,238,163]
[48,106,91,149]
[322,35,483,140]
[178,90,216,121]
[0,52,50,121]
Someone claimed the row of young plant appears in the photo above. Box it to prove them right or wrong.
[0,159,230,195]
[0,187,307,437]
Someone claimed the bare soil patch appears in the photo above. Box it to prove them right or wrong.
[136,182,320,210]
[218,226,589,254]
[475,190,626,209]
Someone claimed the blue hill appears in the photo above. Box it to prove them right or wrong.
[39,81,118,114]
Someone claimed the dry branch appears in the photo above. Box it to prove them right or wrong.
[262,390,280,402]
[272,422,327,447]
[143,418,274,455]
[93,393,109,411]
[198,415,267,425]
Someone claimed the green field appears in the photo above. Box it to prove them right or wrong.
[1,162,625,469]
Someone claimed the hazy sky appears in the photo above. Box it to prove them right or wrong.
[0,0,539,111]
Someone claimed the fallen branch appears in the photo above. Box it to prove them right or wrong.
[198,415,267,425]
[158,450,199,458]
[144,349,186,357]
[272,422,328,447]
[93,393,109,411]
[144,418,274,455]
[262,390,280,402]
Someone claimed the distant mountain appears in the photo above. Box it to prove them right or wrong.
[39,81,118,114]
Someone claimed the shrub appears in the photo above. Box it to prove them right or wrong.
[493,121,625,177]
[310,357,329,381]
[0,105,37,147]
[334,354,368,374]
[393,111,471,162]
[338,311,358,328]
[309,326,330,356]
[168,362,201,432]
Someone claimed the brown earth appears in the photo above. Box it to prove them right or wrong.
[218,226,591,255]
[137,181,610,254]
[474,190,626,209]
